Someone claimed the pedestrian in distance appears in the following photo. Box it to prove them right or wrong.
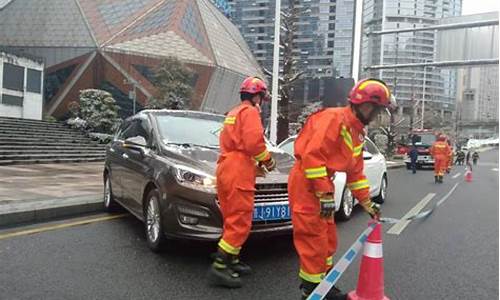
[409,143,418,174]
[208,77,277,288]
[472,150,479,165]
[430,134,452,184]
[466,150,471,165]
[288,78,396,300]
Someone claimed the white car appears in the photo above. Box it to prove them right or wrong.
[278,136,388,221]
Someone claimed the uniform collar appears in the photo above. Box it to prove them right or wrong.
[242,100,254,107]
[342,106,365,133]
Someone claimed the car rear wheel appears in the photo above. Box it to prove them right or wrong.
[103,176,118,212]
[336,187,354,221]
[374,175,387,204]
[144,189,167,252]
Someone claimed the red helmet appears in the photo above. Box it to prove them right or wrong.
[437,134,447,141]
[349,78,396,109]
[240,77,270,101]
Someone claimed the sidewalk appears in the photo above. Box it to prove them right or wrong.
[0,162,103,227]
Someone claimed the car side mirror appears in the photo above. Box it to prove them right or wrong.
[124,136,148,152]
[363,152,373,160]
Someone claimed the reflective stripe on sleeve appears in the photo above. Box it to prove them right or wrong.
[305,166,328,179]
[326,256,333,267]
[348,179,369,191]
[224,116,236,125]
[254,149,270,162]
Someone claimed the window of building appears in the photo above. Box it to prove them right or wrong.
[1,94,23,106]
[26,69,42,93]
[44,64,77,103]
[3,63,24,92]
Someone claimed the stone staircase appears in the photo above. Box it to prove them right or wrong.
[0,117,106,165]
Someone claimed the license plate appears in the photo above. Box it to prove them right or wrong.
[253,203,290,221]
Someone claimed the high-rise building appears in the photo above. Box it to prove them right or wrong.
[226,0,355,79]
[459,66,499,122]
[360,0,462,127]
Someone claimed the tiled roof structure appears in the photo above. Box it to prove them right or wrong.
[0,0,263,116]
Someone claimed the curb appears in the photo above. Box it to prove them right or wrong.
[387,162,406,169]
[0,194,103,228]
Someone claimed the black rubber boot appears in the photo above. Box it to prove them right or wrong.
[439,175,444,183]
[230,256,252,276]
[208,251,242,288]
[435,175,439,183]
[300,280,347,300]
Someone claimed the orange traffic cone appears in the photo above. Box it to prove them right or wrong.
[348,222,389,300]
[465,167,472,182]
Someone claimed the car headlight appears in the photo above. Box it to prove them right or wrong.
[173,165,217,194]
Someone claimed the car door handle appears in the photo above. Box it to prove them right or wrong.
[122,153,129,159]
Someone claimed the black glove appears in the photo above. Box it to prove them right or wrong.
[317,193,335,218]
[260,156,276,172]
[361,200,381,219]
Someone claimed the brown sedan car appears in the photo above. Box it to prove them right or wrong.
[103,110,294,251]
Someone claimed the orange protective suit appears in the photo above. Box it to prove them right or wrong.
[216,100,271,256]
[430,141,452,176]
[288,106,371,283]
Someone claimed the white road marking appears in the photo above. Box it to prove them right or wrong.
[452,173,461,179]
[492,168,498,172]
[387,193,436,235]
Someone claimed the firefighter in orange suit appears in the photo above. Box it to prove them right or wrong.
[288,79,397,300]
[430,134,452,183]
[208,77,276,288]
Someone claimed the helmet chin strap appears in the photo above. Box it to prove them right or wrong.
[353,105,371,126]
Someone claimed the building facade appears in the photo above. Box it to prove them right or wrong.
[0,52,44,120]
[227,0,355,79]
[0,0,262,119]
[360,0,462,129]
[460,66,499,123]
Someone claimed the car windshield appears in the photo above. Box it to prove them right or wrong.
[155,115,223,148]
[414,134,436,146]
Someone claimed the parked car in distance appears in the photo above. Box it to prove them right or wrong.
[278,135,388,221]
[103,110,295,252]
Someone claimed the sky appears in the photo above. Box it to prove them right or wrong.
[462,0,500,15]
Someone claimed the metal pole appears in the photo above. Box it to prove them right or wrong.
[133,84,136,115]
[351,0,363,81]
[269,0,281,144]
[421,66,427,130]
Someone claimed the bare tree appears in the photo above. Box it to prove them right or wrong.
[265,0,304,143]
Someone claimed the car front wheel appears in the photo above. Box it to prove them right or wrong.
[336,187,354,221]
[103,176,118,212]
[374,175,387,204]
[144,189,167,252]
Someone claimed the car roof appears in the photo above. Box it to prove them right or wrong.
[126,109,225,122]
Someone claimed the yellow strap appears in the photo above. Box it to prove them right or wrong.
[254,149,270,162]
[299,269,325,283]
[224,116,236,125]
[326,256,333,266]
[305,166,328,179]
[353,143,364,157]
[348,179,369,191]
[218,239,240,255]
[340,125,353,151]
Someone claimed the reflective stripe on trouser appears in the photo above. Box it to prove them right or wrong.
[288,164,338,283]
[216,152,256,256]
[292,212,338,283]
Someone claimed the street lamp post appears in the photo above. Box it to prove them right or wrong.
[269,0,282,144]
[420,66,427,130]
